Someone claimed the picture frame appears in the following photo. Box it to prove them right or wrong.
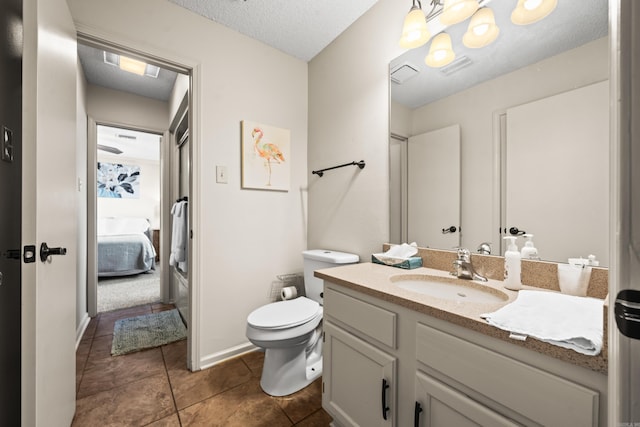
[97,162,141,199]
[241,120,290,191]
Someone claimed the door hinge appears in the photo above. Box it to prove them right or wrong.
[322,331,325,342]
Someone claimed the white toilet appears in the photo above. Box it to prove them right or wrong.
[246,249,359,396]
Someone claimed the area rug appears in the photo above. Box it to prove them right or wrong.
[111,309,186,356]
[98,270,161,313]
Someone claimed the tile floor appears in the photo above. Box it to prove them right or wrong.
[73,303,333,426]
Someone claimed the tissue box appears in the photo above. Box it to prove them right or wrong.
[371,255,423,269]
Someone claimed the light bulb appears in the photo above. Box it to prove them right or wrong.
[524,0,543,10]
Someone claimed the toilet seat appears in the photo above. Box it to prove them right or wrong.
[248,297,320,330]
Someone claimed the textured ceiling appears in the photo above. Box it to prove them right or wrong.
[390,0,609,109]
[78,43,179,102]
[167,0,381,62]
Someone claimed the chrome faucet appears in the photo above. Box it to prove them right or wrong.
[451,248,488,282]
[477,242,492,255]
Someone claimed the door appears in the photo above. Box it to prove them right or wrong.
[612,0,640,425]
[407,125,461,249]
[0,0,23,423]
[323,321,396,426]
[22,0,78,424]
[414,371,518,427]
[504,82,609,264]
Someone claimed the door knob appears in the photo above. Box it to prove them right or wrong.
[508,227,526,236]
[40,242,67,262]
[442,226,457,234]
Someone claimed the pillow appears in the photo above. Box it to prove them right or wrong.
[97,217,150,236]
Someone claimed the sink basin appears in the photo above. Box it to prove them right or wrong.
[390,274,508,303]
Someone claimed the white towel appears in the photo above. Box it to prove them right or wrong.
[481,290,603,356]
[169,201,188,272]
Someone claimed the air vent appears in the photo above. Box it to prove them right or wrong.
[440,56,472,76]
[390,63,420,84]
[116,134,137,140]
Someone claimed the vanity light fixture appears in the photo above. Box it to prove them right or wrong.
[425,32,456,68]
[511,0,558,25]
[103,51,161,78]
[399,0,431,49]
[462,7,500,48]
[439,0,479,26]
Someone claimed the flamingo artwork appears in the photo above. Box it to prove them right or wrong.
[252,127,285,186]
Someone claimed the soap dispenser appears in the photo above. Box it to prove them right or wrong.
[521,234,539,260]
[503,236,522,291]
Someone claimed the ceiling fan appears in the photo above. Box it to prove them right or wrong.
[97,144,123,155]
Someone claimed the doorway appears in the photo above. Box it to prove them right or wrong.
[77,37,194,365]
[96,124,162,312]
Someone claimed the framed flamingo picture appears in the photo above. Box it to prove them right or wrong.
[241,120,290,191]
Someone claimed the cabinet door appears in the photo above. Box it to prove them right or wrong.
[323,321,396,426]
[414,371,519,427]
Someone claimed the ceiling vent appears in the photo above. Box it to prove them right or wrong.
[390,62,420,84]
[440,56,473,76]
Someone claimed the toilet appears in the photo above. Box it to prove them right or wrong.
[246,249,359,396]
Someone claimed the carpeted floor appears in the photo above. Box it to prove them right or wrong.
[98,270,161,313]
[111,309,187,356]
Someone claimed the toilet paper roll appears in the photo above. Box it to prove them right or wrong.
[281,286,298,301]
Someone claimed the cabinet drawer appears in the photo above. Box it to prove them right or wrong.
[416,323,599,427]
[324,287,397,348]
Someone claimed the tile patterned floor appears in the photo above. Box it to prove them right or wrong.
[73,303,333,426]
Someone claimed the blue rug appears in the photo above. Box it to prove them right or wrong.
[111,309,186,356]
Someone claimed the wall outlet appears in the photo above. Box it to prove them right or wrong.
[216,166,228,184]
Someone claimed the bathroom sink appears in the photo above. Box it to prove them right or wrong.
[390,274,508,303]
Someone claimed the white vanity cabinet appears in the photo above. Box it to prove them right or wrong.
[322,287,398,426]
[414,371,518,427]
[322,281,606,427]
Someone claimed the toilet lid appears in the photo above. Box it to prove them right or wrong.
[248,297,321,330]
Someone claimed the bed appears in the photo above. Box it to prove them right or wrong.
[97,217,156,277]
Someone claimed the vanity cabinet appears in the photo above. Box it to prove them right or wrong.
[414,371,518,427]
[323,287,398,426]
[323,322,396,426]
[322,281,605,427]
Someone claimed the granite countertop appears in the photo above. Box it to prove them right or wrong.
[315,262,607,375]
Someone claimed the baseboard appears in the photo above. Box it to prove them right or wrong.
[76,312,91,350]
[199,342,259,370]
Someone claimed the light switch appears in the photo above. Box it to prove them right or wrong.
[216,166,228,184]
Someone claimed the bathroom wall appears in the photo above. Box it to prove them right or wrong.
[69,0,308,367]
[308,0,408,260]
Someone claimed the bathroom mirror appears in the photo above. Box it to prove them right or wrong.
[389,0,610,266]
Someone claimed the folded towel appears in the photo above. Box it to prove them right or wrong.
[169,200,188,272]
[481,290,603,356]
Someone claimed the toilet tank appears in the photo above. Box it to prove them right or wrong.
[302,249,359,304]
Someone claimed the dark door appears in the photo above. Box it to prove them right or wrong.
[0,0,22,423]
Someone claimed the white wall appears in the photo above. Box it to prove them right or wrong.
[308,0,407,260]
[86,84,169,131]
[69,0,308,366]
[76,59,89,339]
[97,154,161,228]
